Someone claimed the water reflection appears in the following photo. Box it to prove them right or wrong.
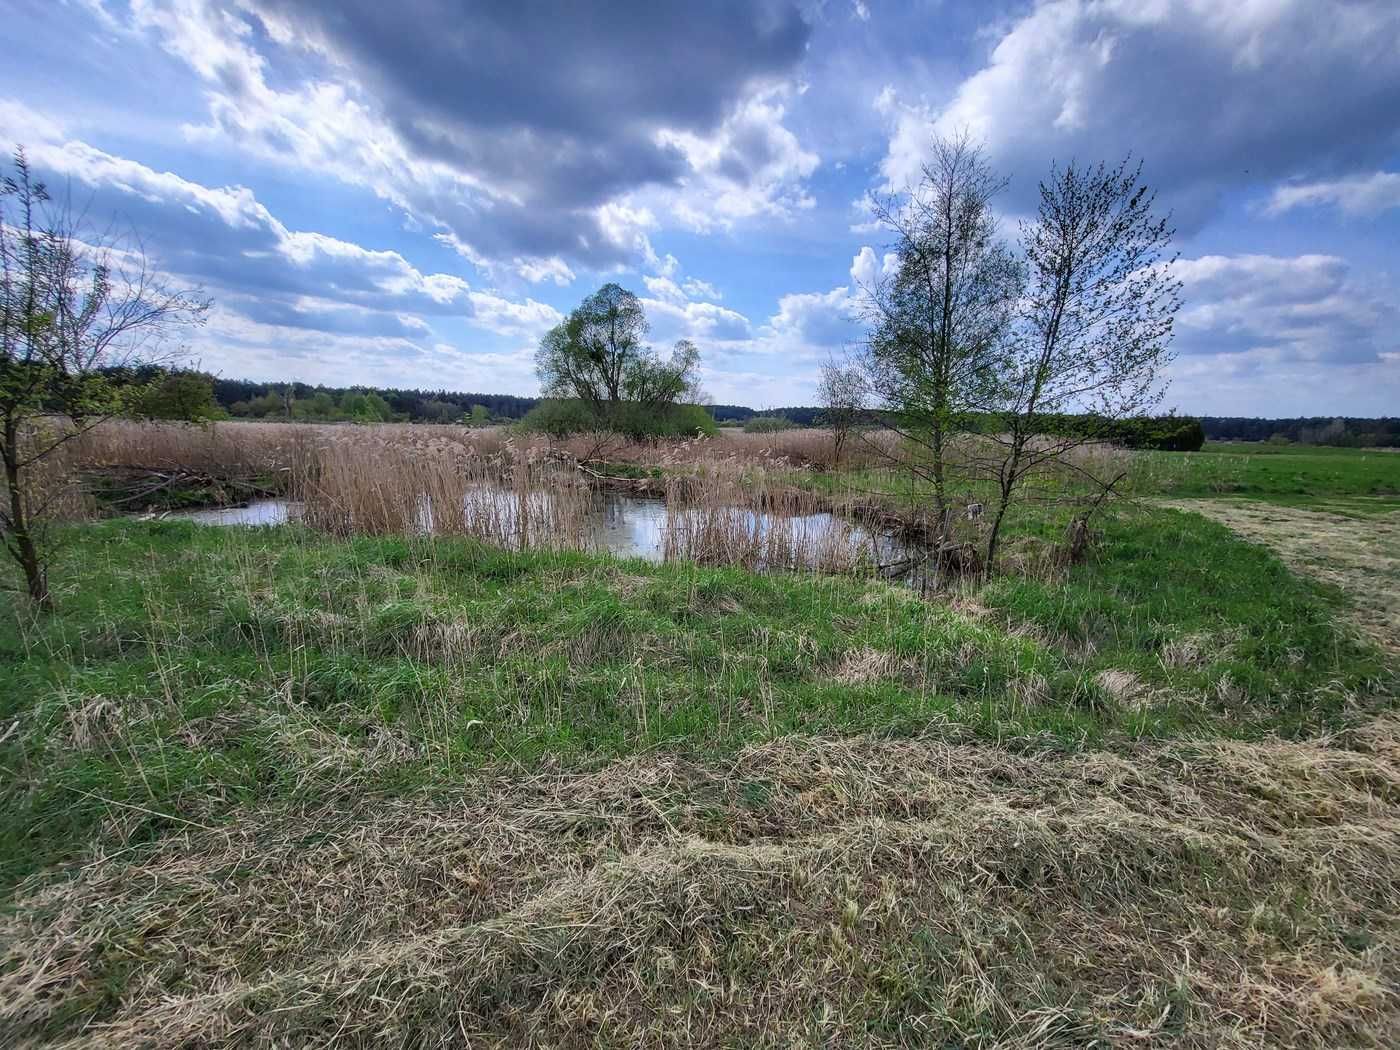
[165,499,303,526]
[163,491,915,569]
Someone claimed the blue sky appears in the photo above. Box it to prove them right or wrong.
[4,0,1399,414]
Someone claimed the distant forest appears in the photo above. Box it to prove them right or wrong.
[128,374,1400,447]
[1199,416,1400,448]
[204,376,820,426]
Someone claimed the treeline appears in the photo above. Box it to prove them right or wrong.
[210,378,535,423]
[1199,416,1400,448]
[105,368,1397,451]
[1008,413,1206,452]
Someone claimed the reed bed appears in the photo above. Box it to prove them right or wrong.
[295,433,594,552]
[661,471,888,573]
[42,419,1148,580]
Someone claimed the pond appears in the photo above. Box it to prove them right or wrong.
[163,490,919,571]
[165,499,303,527]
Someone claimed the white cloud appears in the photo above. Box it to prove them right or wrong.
[645,273,724,306]
[513,256,575,286]
[848,245,899,290]
[1172,253,1398,366]
[681,277,721,301]
[9,113,576,394]
[642,298,752,344]
[0,98,69,143]
[657,87,820,233]
[464,292,563,339]
[1266,171,1400,217]
[642,275,687,305]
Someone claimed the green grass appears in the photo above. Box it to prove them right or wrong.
[1137,441,1400,510]
[1,510,1390,894]
[805,440,1400,514]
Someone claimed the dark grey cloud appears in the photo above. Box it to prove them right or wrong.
[884,0,1400,229]
[215,0,812,266]
[257,1,808,140]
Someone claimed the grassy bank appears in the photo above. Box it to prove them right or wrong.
[1,509,1389,892]
[3,425,1399,1047]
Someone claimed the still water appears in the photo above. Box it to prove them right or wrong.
[165,491,914,568]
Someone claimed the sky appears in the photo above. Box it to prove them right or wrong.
[3,0,1399,415]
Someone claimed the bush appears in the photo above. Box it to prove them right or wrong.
[520,398,717,439]
[743,415,796,434]
[134,371,225,422]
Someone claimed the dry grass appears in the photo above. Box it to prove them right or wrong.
[4,719,1398,1048]
[63,420,893,476]
[1171,500,1400,656]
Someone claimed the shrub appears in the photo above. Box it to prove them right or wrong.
[742,415,796,434]
[520,398,717,439]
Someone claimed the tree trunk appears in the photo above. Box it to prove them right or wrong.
[4,447,50,610]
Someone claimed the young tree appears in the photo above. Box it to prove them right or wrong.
[980,158,1182,574]
[817,356,866,466]
[535,283,702,436]
[0,149,210,608]
[855,132,1022,517]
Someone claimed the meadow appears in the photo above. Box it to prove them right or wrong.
[2,420,1398,1048]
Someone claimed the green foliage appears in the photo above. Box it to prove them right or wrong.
[1204,415,1400,448]
[230,388,401,423]
[134,370,224,421]
[535,283,704,437]
[956,411,1206,451]
[742,415,796,433]
[521,398,716,438]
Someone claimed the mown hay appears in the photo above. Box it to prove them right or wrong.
[4,720,1400,1048]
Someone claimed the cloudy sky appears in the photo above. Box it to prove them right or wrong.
[5,0,1399,414]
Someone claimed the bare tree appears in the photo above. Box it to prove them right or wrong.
[854,131,1022,517]
[816,355,866,466]
[979,158,1182,574]
[0,149,210,608]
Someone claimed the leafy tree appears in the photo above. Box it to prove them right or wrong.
[521,398,715,439]
[468,404,491,425]
[291,391,337,420]
[416,398,465,423]
[980,158,1182,572]
[339,391,393,422]
[855,132,1023,518]
[0,149,209,607]
[231,391,287,418]
[535,283,702,437]
[136,370,222,421]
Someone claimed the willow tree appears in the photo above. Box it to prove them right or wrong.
[1,149,210,608]
[535,283,702,437]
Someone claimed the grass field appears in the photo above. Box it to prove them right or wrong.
[1141,441,1400,512]
[2,425,1398,1047]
